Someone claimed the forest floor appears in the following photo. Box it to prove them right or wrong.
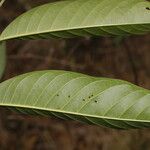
[0,0,150,150]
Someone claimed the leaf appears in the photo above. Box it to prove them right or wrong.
[0,0,6,7]
[0,0,150,41]
[0,42,6,79]
[0,70,150,129]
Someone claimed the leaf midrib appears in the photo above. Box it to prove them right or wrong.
[1,103,150,123]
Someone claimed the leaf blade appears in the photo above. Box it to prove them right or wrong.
[0,0,150,41]
[0,70,150,129]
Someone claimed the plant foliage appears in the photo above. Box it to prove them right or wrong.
[0,0,150,41]
[0,70,150,129]
[0,0,150,129]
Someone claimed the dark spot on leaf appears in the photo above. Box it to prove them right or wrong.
[68,95,70,98]
[89,94,93,98]
[82,99,85,101]
[56,94,59,96]
[146,7,150,10]
[94,100,98,103]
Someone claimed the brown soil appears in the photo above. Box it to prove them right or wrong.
[0,0,150,150]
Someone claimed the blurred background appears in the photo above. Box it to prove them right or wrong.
[0,0,150,150]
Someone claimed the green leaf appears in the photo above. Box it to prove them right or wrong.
[0,0,150,41]
[0,70,150,129]
[0,42,6,79]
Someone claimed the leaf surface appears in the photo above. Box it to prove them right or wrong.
[0,0,150,41]
[0,70,150,129]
